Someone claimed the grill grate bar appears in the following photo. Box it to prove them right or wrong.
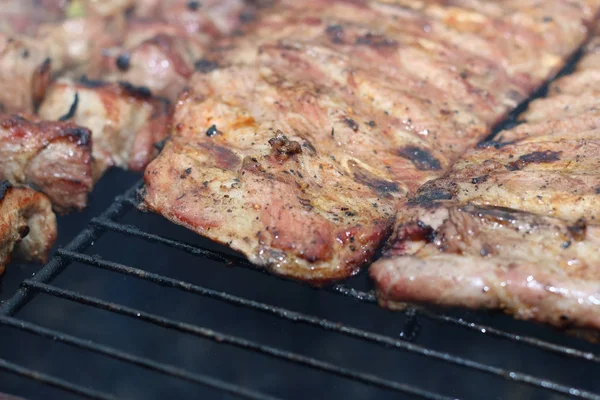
[21,280,454,400]
[0,316,280,400]
[0,358,117,400]
[0,182,142,317]
[93,218,600,365]
[51,250,599,400]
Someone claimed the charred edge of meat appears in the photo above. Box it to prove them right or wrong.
[32,57,52,111]
[268,134,302,159]
[0,181,12,201]
[505,150,562,171]
[116,53,131,71]
[477,140,515,149]
[239,9,255,23]
[568,218,587,241]
[302,139,317,155]
[596,186,600,195]
[59,92,79,121]
[118,81,153,99]
[80,75,109,88]
[326,25,344,44]
[398,146,442,171]
[64,126,91,146]
[19,225,30,239]
[195,58,220,74]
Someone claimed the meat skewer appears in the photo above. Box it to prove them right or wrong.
[142,0,600,283]
[0,114,93,213]
[0,181,57,274]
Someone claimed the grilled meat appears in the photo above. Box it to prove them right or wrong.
[0,34,52,113]
[0,114,93,213]
[371,203,600,330]
[143,0,599,282]
[0,0,68,35]
[39,78,171,178]
[371,22,600,329]
[97,21,206,101]
[0,182,57,274]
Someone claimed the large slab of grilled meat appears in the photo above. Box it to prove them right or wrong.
[143,0,600,283]
[0,182,57,274]
[371,24,600,330]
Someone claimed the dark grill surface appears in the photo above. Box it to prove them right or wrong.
[0,50,599,400]
[0,169,597,400]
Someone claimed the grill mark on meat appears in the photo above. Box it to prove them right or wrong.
[398,146,442,171]
[343,117,359,132]
[58,92,79,122]
[568,218,587,241]
[118,82,153,99]
[408,186,454,206]
[0,181,12,201]
[471,175,488,184]
[79,75,109,88]
[350,163,399,195]
[195,58,220,74]
[326,25,344,44]
[63,126,91,147]
[198,142,240,171]
[355,33,397,49]
[268,134,302,160]
[505,150,562,171]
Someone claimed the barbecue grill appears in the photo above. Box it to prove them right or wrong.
[0,50,599,400]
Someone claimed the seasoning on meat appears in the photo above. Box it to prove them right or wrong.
[143,0,600,283]
[0,181,57,274]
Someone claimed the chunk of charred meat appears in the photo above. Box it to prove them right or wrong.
[0,114,93,213]
[143,0,599,282]
[0,34,52,113]
[371,203,600,331]
[0,182,57,274]
[39,78,171,178]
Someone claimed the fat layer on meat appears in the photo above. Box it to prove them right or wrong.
[143,0,600,282]
[39,78,171,179]
[0,114,93,213]
[0,181,57,274]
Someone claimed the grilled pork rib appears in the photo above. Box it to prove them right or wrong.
[371,21,600,329]
[0,182,57,274]
[39,78,171,179]
[0,114,93,213]
[143,0,600,282]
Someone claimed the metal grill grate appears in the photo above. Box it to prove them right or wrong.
[0,180,598,400]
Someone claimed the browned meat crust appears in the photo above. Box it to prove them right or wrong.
[143,0,599,283]
[371,203,600,330]
[38,78,171,178]
[0,114,93,213]
[0,181,57,274]
[371,20,600,329]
